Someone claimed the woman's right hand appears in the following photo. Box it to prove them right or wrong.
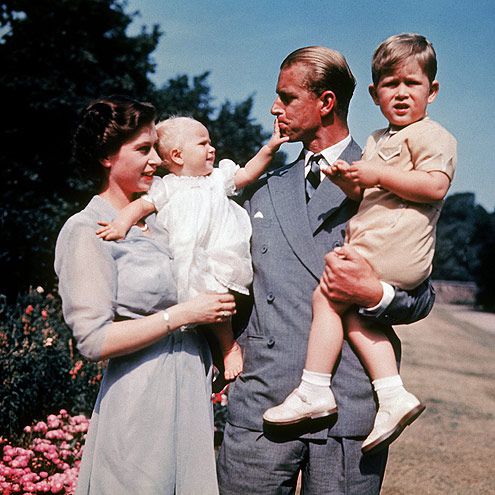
[180,292,236,326]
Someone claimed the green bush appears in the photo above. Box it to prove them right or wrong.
[0,288,103,440]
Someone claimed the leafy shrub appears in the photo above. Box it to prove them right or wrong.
[0,409,89,494]
[0,288,103,439]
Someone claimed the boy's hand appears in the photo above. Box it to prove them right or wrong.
[321,159,363,201]
[96,221,127,241]
[266,119,289,154]
[344,159,381,188]
[320,159,351,180]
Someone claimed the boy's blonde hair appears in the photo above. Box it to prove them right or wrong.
[156,116,198,164]
[371,33,437,85]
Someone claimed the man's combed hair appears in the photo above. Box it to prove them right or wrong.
[281,46,356,118]
[371,33,437,85]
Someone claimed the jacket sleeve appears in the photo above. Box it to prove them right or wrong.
[362,278,436,326]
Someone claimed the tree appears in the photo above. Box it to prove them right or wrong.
[0,0,160,299]
[473,212,495,311]
[432,193,489,281]
[152,73,286,169]
[0,1,278,299]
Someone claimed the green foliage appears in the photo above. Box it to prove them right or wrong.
[0,0,160,299]
[0,288,103,439]
[152,73,286,170]
[432,193,490,281]
[0,1,280,299]
[473,212,495,311]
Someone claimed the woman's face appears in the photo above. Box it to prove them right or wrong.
[103,123,160,199]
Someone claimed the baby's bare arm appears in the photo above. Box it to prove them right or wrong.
[96,197,156,240]
[345,159,450,202]
[234,119,289,190]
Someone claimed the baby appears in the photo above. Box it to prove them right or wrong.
[264,33,457,456]
[97,116,287,384]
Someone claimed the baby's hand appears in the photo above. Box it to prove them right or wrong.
[96,221,127,241]
[266,119,290,154]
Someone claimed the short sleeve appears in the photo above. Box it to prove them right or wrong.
[54,218,116,361]
[142,176,170,211]
[217,159,240,196]
[409,123,457,181]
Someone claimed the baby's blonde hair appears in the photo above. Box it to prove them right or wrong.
[156,116,198,165]
[372,33,437,85]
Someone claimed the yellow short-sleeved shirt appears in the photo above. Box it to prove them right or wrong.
[346,118,457,290]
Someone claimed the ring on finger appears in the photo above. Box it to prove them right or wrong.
[221,310,230,317]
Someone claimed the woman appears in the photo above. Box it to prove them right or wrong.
[55,96,235,494]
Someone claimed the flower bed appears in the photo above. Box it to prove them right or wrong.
[0,410,89,494]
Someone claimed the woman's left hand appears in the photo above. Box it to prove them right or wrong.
[180,292,237,326]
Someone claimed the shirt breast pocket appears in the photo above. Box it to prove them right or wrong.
[378,145,402,162]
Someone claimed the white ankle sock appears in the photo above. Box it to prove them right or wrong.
[372,375,405,404]
[298,369,332,398]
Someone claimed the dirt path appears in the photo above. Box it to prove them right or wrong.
[381,304,495,494]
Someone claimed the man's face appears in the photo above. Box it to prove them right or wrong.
[271,63,322,145]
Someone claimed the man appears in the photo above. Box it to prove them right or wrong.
[217,46,434,494]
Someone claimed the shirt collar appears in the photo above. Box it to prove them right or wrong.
[303,134,352,168]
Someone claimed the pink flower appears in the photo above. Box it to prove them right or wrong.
[25,305,34,316]
[41,309,49,320]
[50,481,64,493]
[46,416,61,430]
[33,422,48,434]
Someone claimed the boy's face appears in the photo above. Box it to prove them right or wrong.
[179,121,216,176]
[369,58,439,129]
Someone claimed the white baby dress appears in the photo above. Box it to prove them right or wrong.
[143,159,253,302]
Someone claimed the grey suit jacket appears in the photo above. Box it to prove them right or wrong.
[227,139,435,438]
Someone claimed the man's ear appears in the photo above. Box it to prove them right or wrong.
[320,90,336,117]
[101,157,112,169]
[369,84,379,105]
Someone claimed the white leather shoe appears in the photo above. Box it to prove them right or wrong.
[263,388,337,426]
[362,391,425,455]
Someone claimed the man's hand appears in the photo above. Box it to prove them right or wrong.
[320,244,383,307]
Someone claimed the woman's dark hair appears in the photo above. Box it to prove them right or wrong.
[72,95,157,190]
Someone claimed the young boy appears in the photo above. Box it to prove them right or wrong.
[264,33,457,455]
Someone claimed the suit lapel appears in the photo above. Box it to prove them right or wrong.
[307,177,347,234]
[307,139,361,234]
[267,157,323,279]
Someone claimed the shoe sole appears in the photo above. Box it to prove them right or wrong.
[361,403,426,456]
[263,407,338,426]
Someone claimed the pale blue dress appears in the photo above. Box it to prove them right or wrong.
[54,196,218,495]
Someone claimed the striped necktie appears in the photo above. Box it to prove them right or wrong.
[306,154,322,202]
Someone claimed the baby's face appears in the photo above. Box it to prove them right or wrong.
[180,121,216,176]
[370,58,439,129]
